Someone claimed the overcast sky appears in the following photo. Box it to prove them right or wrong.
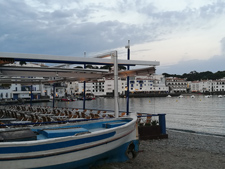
[1,0,225,74]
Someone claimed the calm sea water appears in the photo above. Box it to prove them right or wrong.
[34,95,225,136]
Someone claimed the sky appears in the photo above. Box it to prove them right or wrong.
[0,0,225,75]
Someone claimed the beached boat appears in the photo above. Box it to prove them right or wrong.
[0,113,138,169]
[0,51,159,168]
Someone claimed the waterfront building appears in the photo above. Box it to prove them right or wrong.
[191,80,211,93]
[0,62,67,100]
[210,78,225,93]
[129,75,168,93]
[66,81,79,95]
[166,77,188,93]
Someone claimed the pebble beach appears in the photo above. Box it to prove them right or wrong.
[93,130,225,169]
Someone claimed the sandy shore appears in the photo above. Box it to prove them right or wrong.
[92,130,225,169]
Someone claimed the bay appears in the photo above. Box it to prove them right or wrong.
[33,95,225,136]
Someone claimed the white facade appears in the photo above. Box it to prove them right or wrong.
[210,79,225,92]
[190,79,225,93]
[0,62,68,100]
[166,77,187,93]
[130,75,168,93]
[191,80,211,93]
[66,81,79,95]
[0,83,42,100]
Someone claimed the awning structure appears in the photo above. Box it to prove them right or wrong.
[0,52,159,66]
[0,51,159,84]
[0,51,160,117]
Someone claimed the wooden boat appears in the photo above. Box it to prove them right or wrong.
[0,51,159,168]
[0,114,138,169]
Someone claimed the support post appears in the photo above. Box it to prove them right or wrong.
[30,85,33,107]
[53,83,55,108]
[83,52,86,110]
[83,80,86,110]
[126,40,130,115]
[113,51,119,118]
[158,114,166,134]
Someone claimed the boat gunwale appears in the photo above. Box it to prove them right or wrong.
[0,117,137,160]
[0,116,136,146]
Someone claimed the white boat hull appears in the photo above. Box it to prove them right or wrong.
[0,117,139,169]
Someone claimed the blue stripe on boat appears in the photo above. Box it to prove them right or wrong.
[19,140,139,169]
[0,131,116,154]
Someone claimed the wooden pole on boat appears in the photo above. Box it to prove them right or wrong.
[125,40,130,115]
[113,51,119,118]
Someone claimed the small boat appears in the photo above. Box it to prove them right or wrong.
[0,113,138,169]
[178,95,183,98]
[61,97,71,101]
[218,95,223,98]
[191,95,195,98]
[205,95,211,98]
[167,95,172,98]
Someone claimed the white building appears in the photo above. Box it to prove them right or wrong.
[129,75,168,93]
[0,62,67,100]
[166,77,188,93]
[210,79,225,92]
[190,79,225,93]
[191,80,211,93]
[66,74,168,96]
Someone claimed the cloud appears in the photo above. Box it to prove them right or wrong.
[158,36,225,74]
[220,37,225,55]
[157,54,225,74]
[0,0,225,62]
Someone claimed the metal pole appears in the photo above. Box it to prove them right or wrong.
[126,40,130,115]
[113,51,119,118]
[53,83,55,108]
[30,85,33,107]
[83,52,86,110]
[158,114,166,135]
